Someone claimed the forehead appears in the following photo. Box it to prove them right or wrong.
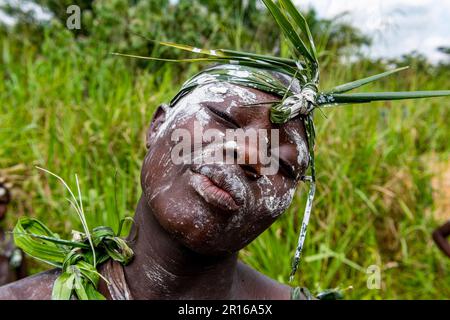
[175,82,261,107]
[170,81,306,133]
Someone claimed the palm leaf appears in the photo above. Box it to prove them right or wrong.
[132,31,301,69]
[14,217,67,266]
[13,232,90,249]
[111,52,299,77]
[127,33,302,72]
[320,90,450,105]
[52,272,74,300]
[147,39,226,57]
[261,0,315,64]
[85,283,106,300]
[111,52,220,63]
[221,49,298,67]
[279,0,318,62]
[327,66,409,93]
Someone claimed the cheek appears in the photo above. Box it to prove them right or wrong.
[142,114,198,194]
[141,144,174,197]
[255,175,296,217]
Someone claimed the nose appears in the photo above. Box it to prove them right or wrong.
[222,133,267,179]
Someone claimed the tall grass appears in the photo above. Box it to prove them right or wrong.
[1,29,449,299]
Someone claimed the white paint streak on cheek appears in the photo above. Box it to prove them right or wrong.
[144,171,149,184]
[257,176,295,217]
[157,151,171,168]
[286,127,308,167]
[149,183,172,202]
[257,176,276,213]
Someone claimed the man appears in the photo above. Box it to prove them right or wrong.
[0,0,448,300]
[0,183,26,287]
[0,71,313,299]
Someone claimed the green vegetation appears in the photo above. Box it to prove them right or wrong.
[1,0,449,299]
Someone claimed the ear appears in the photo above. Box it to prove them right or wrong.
[146,104,169,149]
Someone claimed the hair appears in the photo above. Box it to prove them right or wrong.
[0,183,11,204]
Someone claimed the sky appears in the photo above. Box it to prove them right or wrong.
[1,0,449,62]
[297,0,450,62]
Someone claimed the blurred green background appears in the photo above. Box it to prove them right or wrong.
[0,0,449,299]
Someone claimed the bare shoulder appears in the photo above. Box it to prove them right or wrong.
[235,261,292,300]
[0,268,60,300]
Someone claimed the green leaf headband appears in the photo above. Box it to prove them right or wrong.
[115,0,450,281]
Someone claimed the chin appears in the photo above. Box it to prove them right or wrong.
[148,190,252,256]
[169,220,244,256]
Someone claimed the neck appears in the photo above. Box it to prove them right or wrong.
[123,196,239,299]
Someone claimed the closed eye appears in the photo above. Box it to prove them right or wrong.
[205,105,240,128]
[279,158,298,180]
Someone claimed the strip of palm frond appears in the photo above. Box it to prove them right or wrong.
[261,0,316,66]
[318,90,450,105]
[13,168,134,300]
[327,66,409,94]
[14,217,134,300]
[112,49,301,77]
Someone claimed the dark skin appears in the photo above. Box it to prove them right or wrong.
[0,186,27,287]
[432,221,450,258]
[0,83,309,299]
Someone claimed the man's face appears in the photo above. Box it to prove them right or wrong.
[141,83,309,255]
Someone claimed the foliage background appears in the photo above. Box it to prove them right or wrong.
[0,0,449,299]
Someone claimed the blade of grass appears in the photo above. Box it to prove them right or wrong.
[36,167,97,266]
[75,174,96,266]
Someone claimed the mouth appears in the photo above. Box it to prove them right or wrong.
[189,167,244,212]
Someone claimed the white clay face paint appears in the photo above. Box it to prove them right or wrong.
[228,85,257,105]
[156,82,260,144]
[285,127,308,167]
[149,79,298,230]
[226,100,237,113]
[154,83,228,141]
[208,86,228,95]
[256,175,296,217]
[227,69,251,78]
[251,126,305,216]
[209,82,257,105]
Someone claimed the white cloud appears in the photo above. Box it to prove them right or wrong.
[1,0,448,62]
[296,0,450,62]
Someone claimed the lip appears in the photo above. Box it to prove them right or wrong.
[189,167,244,212]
